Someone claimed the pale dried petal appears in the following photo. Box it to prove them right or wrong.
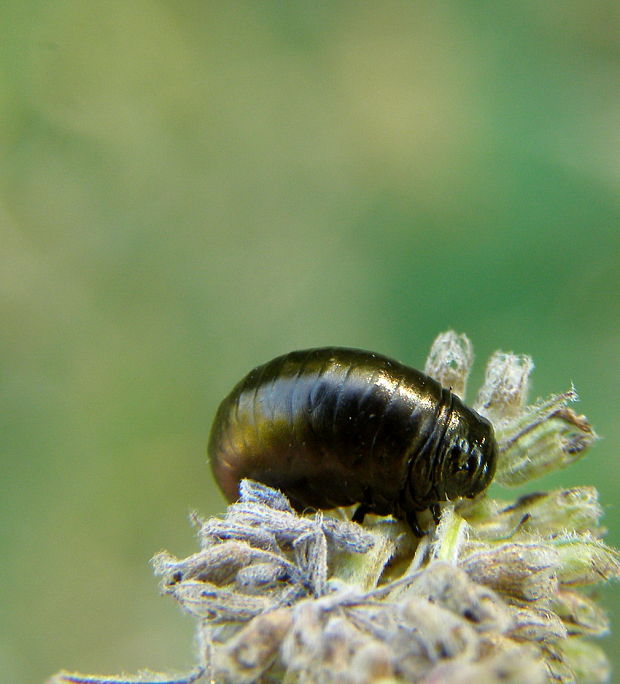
[153,542,291,587]
[166,580,272,621]
[474,351,533,422]
[294,523,328,596]
[48,669,205,684]
[424,330,473,399]
[234,562,291,592]
[239,478,294,512]
[321,517,376,553]
[197,516,279,551]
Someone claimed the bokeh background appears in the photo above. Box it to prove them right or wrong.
[2,2,620,682]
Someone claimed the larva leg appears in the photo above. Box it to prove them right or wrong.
[352,504,369,524]
[406,510,426,537]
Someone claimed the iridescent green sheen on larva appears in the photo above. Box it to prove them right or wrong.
[208,348,498,534]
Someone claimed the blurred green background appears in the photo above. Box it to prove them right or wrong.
[2,2,620,682]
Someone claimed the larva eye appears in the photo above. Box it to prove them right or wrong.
[450,442,471,471]
[467,449,481,474]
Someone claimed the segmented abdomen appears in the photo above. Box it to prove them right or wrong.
[208,347,443,514]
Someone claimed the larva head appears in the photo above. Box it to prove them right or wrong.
[436,402,498,502]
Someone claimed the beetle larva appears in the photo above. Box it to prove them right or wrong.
[208,347,497,535]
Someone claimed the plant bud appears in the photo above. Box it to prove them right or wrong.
[461,543,558,602]
[507,606,567,643]
[551,590,609,637]
[559,638,610,684]
[474,351,533,422]
[552,536,620,587]
[494,395,595,486]
[424,330,473,399]
[214,608,292,683]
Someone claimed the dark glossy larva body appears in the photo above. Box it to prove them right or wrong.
[208,348,497,534]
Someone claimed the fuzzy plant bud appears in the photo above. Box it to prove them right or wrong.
[475,350,534,422]
[462,487,604,541]
[551,535,620,587]
[460,542,559,602]
[507,606,567,643]
[559,638,611,683]
[550,590,610,637]
[494,393,597,486]
[214,607,292,683]
[424,330,473,399]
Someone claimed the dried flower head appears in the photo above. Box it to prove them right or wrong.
[49,332,619,684]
